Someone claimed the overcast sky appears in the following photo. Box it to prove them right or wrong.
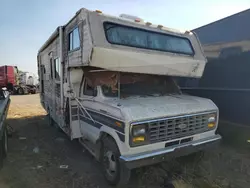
[0,0,249,73]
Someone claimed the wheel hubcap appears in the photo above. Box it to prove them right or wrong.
[104,150,117,177]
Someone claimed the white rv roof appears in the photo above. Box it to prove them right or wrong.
[38,8,207,78]
[86,9,207,77]
[95,10,185,34]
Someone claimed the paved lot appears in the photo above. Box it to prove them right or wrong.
[0,94,249,188]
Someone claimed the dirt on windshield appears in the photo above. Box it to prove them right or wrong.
[0,94,249,188]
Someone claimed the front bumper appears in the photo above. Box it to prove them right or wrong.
[120,134,221,169]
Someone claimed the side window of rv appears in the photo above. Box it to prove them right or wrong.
[50,58,53,79]
[83,80,97,96]
[54,58,60,80]
[69,27,80,51]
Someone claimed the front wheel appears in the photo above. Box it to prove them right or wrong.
[101,137,131,186]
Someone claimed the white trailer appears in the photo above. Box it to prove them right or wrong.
[37,8,221,185]
[19,72,38,86]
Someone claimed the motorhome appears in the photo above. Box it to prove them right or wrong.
[37,8,221,185]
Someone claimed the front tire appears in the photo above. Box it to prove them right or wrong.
[101,137,131,186]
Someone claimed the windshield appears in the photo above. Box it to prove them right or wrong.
[104,22,194,55]
[101,73,181,98]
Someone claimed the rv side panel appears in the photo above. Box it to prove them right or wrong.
[38,36,65,127]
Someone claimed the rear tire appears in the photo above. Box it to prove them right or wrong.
[47,113,54,127]
[17,87,24,95]
[101,137,131,186]
[31,89,36,94]
[30,86,37,94]
[47,112,63,133]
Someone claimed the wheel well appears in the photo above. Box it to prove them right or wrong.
[99,132,113,142]
[97,132,119,161]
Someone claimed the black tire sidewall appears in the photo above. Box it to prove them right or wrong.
[18,88,24,95]
[101,137,121,185]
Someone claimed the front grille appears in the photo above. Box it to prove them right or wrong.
[147,113,212,143]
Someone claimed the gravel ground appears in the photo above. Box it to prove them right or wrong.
[0,94,249,188]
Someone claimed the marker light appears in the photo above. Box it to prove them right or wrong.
[157,25,163,29]
[185,30,193,35]
[115,121,122,127]
[95,10,102,13]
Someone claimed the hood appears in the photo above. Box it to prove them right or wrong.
[106,95,218,122]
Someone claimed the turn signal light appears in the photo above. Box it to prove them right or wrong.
[115,121,122,127]
[208,123,216,128]
[133,136,145,142]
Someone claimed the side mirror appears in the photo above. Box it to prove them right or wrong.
[14,66,19,73]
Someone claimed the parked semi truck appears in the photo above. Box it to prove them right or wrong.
[0,88,10,169]
[0,65,37,95]
[38,8,221,185]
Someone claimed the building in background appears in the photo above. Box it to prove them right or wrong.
[180,9,250,125]
[195,8,250,59]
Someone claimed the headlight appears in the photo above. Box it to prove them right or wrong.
[132,125,146,136]
[131,124,148,146]
[207,113,217,128]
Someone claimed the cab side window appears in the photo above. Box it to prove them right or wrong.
[83,80,97,96]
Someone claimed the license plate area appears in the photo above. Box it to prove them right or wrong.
[165,137,193,148]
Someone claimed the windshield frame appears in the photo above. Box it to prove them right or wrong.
[103,22,195,56]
